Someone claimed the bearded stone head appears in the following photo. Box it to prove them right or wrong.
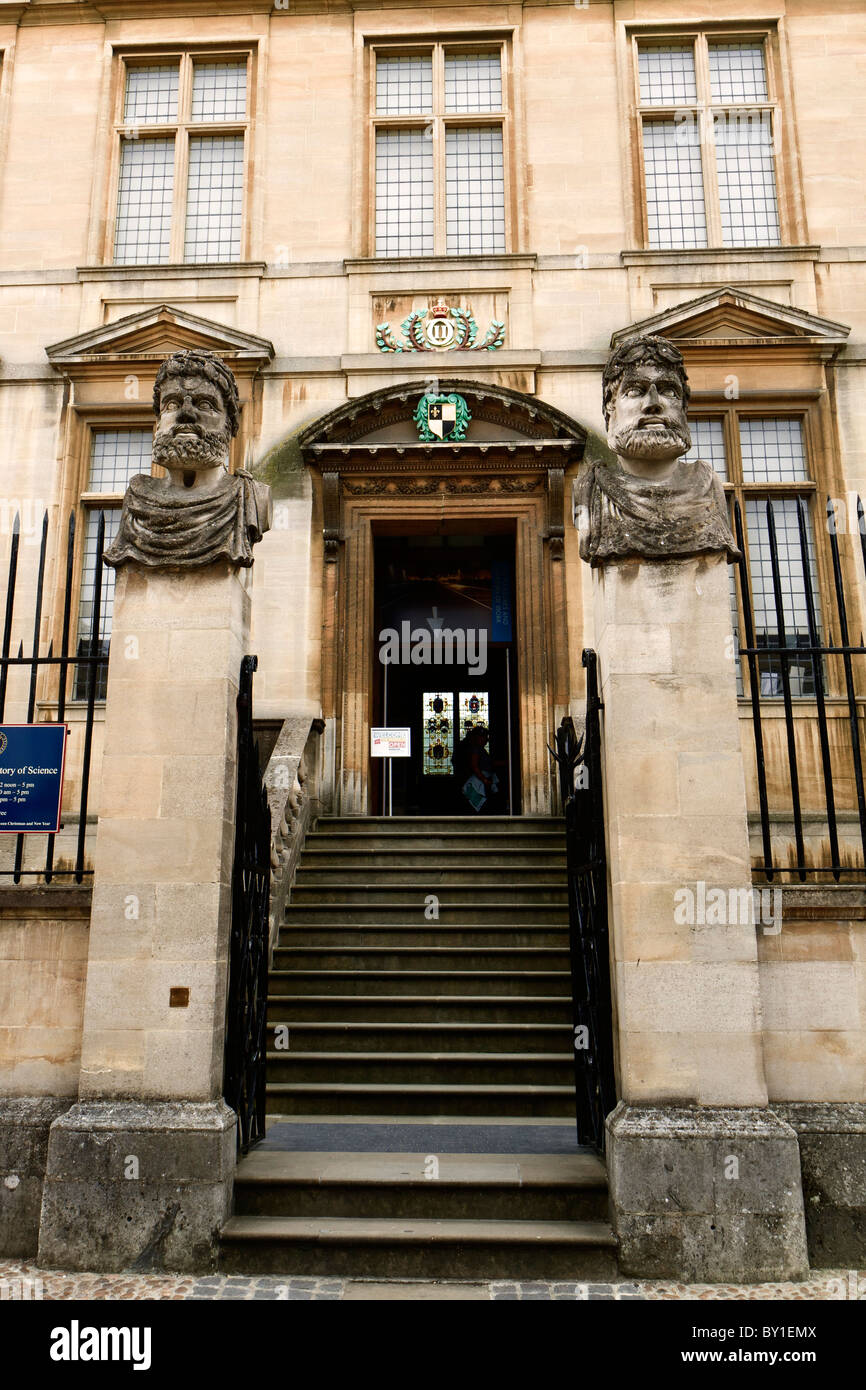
[151,349,240,483]
[602,335,692,473]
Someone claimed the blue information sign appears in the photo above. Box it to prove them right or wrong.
[0,724,68,833]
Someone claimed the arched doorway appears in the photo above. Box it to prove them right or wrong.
[298,380,587,815]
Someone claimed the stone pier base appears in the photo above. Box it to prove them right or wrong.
[607,1103,809,1282]
[776,1103,866,1269]
[0,1098,71,1256]
[37,1100,236,1273]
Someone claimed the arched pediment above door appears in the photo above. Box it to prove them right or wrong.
[298,379,588,455]
[297,380,588,565]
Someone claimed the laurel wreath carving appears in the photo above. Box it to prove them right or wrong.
[376,306,506,353]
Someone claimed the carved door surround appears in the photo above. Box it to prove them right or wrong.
[298,380,587,815]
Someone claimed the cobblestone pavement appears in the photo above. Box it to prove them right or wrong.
[1,1260,863,1301]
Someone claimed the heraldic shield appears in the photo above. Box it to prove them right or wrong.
[413,392,472,443]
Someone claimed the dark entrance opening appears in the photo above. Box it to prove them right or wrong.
[373,525,520,816]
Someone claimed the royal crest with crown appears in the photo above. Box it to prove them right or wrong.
[413,392,472,443]
[377,300,505,354]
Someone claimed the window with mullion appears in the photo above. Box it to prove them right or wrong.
[373,46,506,257]
[636,34,781,250]
[683,412,822,697]
[114,54,248,265]
[74,429,153,699]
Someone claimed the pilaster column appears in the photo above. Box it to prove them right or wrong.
[595,554,808,1280]
[37,563,249,1272]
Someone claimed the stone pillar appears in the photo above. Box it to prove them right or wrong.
[37,563,247,1272]
[596,554,808,1280]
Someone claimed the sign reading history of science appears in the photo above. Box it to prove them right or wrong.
[370,727,411,759]
[0,724,68,833]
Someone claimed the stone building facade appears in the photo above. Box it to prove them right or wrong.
[0,0,864,1279]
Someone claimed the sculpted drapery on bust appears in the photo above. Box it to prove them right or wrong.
[104,349,272,572]
[575,334,740,566]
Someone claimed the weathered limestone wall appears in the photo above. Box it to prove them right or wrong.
[0,887,89,1096]
[0,885,90,1257]
[759,895,866,1103]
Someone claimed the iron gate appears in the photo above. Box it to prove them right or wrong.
[550,649,617,1152]
[223,654,271,1153]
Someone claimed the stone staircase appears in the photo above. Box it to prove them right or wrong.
[220,816,617,1278]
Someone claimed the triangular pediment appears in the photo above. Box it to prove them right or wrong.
[46,304,274,366]
[611,287,849,350]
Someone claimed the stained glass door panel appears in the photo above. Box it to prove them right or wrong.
[459,690,489,738]
[422,691,454,776]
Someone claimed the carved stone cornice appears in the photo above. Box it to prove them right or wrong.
[299,379,587,461]
[307,440,579,474]
[342,475,544,498]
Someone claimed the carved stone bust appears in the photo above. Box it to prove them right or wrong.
[575,334,740,566]
[104,348,272,571]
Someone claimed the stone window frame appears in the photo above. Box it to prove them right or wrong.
[101,45,257,267]
[362,33,518,259]
[50,404,156,707]
[620,21,808,252]
[688,399,844,699]
[50,387,252,710]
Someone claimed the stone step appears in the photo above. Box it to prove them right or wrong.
[314,817,564,834]
[295,865,567,886]
[266,995,573,1024]
[272,946,570,972]
[299,850,568,871]
[266,1051,574,1087]
[284,905,569,925]
[268,970,572,997]
[288,884,569,905]
[264,1022,572,1053]
[277,925,570,948]
[302,836,567,854]
[219,1214,616,1279]
[265,1082,574,1118]
[231,1151,608,1222]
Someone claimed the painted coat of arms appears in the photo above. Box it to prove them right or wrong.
[414,393,472,443]
[377,300,505,354]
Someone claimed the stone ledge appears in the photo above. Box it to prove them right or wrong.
[345,254,537,275]
[622,246,821,266]
[76,263,267,282]
[0,883,92,915]
[608,1104,799,1139]
[777,1102,866,1134]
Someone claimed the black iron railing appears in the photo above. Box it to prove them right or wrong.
[550,650,617,1153]
[223,655,271,1153]
[0,510,109,883]
[734,496,866,883]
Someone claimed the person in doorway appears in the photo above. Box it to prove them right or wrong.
[459,726,499,814]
